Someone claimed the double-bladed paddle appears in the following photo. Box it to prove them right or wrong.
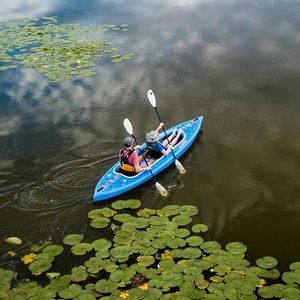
[123,118,168,197]
[147,90,186,174]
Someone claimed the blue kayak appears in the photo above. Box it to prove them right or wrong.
[93,115,204,202]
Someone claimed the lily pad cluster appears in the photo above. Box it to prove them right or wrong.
[0,200,300,299]
[0,16,133,82]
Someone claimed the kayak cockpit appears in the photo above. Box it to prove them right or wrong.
[115,131,185,177]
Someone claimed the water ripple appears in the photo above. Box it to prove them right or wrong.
[12,156,116,211]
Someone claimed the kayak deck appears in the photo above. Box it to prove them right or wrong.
[93,116,204,201]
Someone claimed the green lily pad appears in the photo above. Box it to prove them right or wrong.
[289,262,300,271]
[256,256,278,269]
[179,205,198,216]
[170,249,185,258]
[34,253,55,262]
[110,246,131,259]
[113,214,133,223]
[200,241,221,253]
[196,279,209,289]
[152,237,168,249]
[85,283,95,291]
[257,268,280,279]
[46,272,60,280]
[121,222,137,232]
[111,199,141,209]
[224,285,239,299]
[95,250,110,259]
[71,243,93,256]
[134,217,149,228]
[90,217,110,228]
[5,237,22,245]
[172,215,192,226]
[282,286,300,299]
[162,272,184,288]
[149,216,169,226]
[58,284,82,299]
[258,285,284,299]
[88,209,104,219]
[0,268,15,285]
[159,205,181,216]
[186,236,204,247]
[46,275,71,292]
[70,266,88,282]
[167,237,186,249]
[225,242,247,255]
[238,281,256,296]
[127,199,142,209]
[175,228,191,238]
[137,255,155,267]
[95,279,118,294]
[191,224,208,233]
[110,269,134,283]
[137,208,157,218]
[141,246,158,256]
[43,245,64,256]
[91,239,111,251]
[111,200,127,209]
[282,270,300,284]
[63,234,84,246]
[182,247,202,259]
[74,290,96,300]
[214,264,232,276]
[101,207,117,217]
[29,259,52,273]
[127,288,147,299]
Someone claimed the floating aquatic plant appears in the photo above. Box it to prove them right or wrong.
[0,16,133,82]
[4,237,22,245]
[1,199,300,299]
[63,234,84,246]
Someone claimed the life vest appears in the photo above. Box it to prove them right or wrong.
[120,148,135,172]
[146,142,163,159]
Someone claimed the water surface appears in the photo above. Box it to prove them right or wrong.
[1,0,300,271]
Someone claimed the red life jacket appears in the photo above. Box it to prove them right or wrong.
[120,148,135,172]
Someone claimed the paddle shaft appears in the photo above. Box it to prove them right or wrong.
[153,107,178,160]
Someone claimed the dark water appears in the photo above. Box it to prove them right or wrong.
[1,0,300,272]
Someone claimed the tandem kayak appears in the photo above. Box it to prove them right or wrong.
[93,115,204,202]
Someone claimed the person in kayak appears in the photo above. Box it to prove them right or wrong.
[146,123,183,159]
[119,137,151,173]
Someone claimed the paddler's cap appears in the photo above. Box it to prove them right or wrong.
[146,131,159,143]
[123,136,134,147]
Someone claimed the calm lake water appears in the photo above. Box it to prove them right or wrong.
[1,0,300,272]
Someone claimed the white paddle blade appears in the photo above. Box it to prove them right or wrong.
[123,118,133,135]
[147,90,157,108]
[175,160,186,174]
[155,182,168,197]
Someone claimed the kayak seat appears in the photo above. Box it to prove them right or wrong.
[117,168,138,177]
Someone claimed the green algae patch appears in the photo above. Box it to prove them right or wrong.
[0,17,133,82]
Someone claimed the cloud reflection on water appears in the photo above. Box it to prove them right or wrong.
[0,0,60,22]
[0,0,300,265]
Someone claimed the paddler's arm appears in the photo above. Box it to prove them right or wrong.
[154,122,164,133]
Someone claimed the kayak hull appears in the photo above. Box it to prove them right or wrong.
[93,116,204,202]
